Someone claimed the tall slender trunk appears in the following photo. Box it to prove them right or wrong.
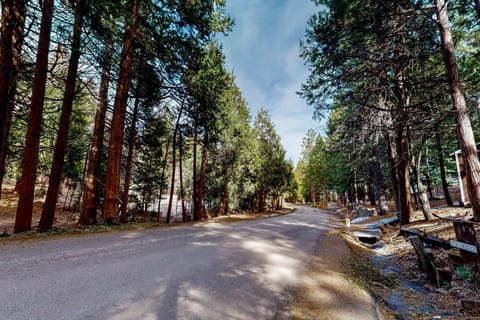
[435,126,453,205]
[385,131,400,213]
[0,0,27,198]
[0,2,14,166]
[363,180,369,204]
[195,146,207,220]
[120,94,139,223]
[410,150,433,220]
[156,138,170,221]
[166,108,183,224]
[179,134,186,222]
[366,162,376,206]
[395,123,413,225]
[372,158,389,215]
[103,0,139,224]
[394,0,413,225]
[79,35,112,226]
[14,0,54,234]
[424,146,434,199]
[219,164,229,216]
[353,169,359,203]
[436,0,480,220]
[192,134,198,220]
[258,184,265,212]
[39,0,85,231]
[165,148,176,224]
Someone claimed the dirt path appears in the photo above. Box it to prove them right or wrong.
[287,207,386,320]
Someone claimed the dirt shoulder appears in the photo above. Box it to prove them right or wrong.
[287,226,386,319]
[288,203,480,320]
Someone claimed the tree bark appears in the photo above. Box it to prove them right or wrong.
[395,124,413,225]
[364,180,369,204]
[165,147,176,224]
[195,146,207,220]
[309,188,314,206]
[219,164,229,216]
[179,134,187,222]
[393,0,413,225]
[192,133,198,220]
[166,108,183,224]
[258,183,265,213]
[14,0,54,234]
[436,0,480,220]
[351,169,358,204]
[372,159,389,215]
[0,0,27,198]
[120,94,139,223]
[385,131,401,214]
[410,150,433,220]
[103,0,139,224]
[39,0,85,231]
[366,162,376,206]
[79,35,112,226]
[435,126,453,206]
[156,138,170,221]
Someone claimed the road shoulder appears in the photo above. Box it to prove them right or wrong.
[287,228,388,320]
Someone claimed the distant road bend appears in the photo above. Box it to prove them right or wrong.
[0,205,381,320]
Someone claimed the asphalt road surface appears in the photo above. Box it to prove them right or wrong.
[0,206,381,320]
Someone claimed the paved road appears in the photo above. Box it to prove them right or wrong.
[0,206,379,320]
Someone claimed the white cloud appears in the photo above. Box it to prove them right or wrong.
[219,0,320,163]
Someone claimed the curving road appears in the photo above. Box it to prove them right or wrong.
[0,206,381,320]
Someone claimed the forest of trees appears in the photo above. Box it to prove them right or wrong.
[298,0,480,224]
[0,0,294,234]
[7,0,480,235]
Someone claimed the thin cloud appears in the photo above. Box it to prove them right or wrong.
[220,0,319,163]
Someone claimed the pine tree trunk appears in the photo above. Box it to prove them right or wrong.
[219,164,228,216]
[156,138,170,221]
[39,0,85,231]
[366,162,376,206]
[0,105,13,197]
[396,125,413,225]
[165,147,176,224]
[179,135,186,222]
[166,108,183,224]
[14,0,54,234]
[393,0,413,225]
[435,126,453,206]
[195,146,207,220]
[0,0,27,198]
[364,181,369,204]
[436,0,480,220]
[103,0,139,224]
[411,151,433,220]
[120,95,139,223]
[385,131,401,214]
[192,134,198,220]
[372,159,389,215]
[424,161,434,199]
[79,35,112,226]
[0,2,14,171]
[353,169,359,203]
[258,184,265,212]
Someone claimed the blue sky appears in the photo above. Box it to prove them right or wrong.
[218,0,323,164]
